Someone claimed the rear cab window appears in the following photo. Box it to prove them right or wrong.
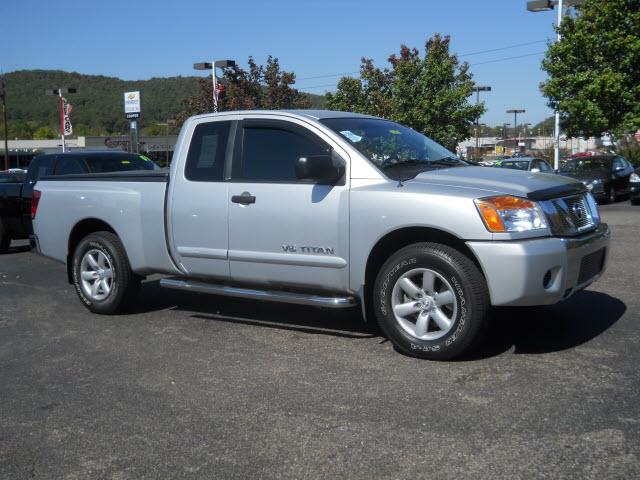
[27,155,56,181]
[184,121,231,182]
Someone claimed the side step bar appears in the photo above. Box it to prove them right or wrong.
[159,278,358,309]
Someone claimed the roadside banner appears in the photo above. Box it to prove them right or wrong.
[60,97,73,136]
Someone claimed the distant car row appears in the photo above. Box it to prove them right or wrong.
[0,151,160,253]
[478,154,638,205]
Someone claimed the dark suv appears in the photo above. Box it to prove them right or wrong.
[558,155,635,203]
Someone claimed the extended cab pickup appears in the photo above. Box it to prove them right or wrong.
[32,110,610,359]
[0,151,159,253]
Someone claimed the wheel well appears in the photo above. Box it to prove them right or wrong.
[66,219,117,283]
[362,227,485,319]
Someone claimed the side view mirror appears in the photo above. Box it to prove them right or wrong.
[295,154,344,184]
[530,168,540,173]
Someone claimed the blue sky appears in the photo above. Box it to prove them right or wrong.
[1,0,561,126]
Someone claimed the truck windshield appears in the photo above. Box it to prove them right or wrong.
[319,117,465,179]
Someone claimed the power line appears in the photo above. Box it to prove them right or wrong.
[470,51,546,66]
[458,39,547,57]
[296,39,549,82]
[297,51,547,91]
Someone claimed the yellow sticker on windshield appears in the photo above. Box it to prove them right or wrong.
[121,160,130,164]
[389,129,401,135]
[139,155,151,162]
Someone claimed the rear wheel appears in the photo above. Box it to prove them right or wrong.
[0,219,10,254]
[71,231,141,314]
[373,243,489,360]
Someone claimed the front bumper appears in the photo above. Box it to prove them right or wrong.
[630,183,640,202]
[467,223,610,306]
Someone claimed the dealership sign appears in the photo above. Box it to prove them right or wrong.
[124,91,141,119]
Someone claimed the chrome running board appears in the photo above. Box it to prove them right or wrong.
[159,278,358,309]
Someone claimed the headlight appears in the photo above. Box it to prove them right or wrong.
[474,195,547,233]
[631,172,640,183]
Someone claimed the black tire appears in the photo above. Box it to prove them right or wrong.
[0,219,10,254]
[631,197,640,206]
[71,231,141,314]
[373,243,489,360]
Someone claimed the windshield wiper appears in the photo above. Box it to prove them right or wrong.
[429,156,461,165]
[381,160,427,170]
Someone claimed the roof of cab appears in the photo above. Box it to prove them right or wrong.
[189,109,380,122]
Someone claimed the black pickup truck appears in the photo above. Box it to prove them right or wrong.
[0,151,160,253]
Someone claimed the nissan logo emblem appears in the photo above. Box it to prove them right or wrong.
[572,203,584,220]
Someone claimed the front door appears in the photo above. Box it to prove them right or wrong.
[227,118,350,293]
[168,117,235,279]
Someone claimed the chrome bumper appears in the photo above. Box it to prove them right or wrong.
[467,223,610,307]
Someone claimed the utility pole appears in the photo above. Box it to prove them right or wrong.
[0,76,8,170]
[0,77,9,170]
[472,86,491,159]
[527,0,586,169]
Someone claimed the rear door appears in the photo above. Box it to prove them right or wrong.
[167,117,236,279]
[227,117,350,292]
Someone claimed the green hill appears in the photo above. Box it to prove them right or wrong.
[1,70,325,137]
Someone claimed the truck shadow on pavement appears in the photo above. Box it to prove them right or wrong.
[135,281,625,356]
[2,244,31,255]
[135,279,378,339]
[464,290,626,360]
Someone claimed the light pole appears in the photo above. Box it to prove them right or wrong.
[527,0,586,170]
[0,76,8,170]
[472,86,491,159]
[46,87,77,152]
[193,59,235,112]
[507,109,526,140]
[155,120,176,167]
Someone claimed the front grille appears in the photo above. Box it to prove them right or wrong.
[562,196,592,231]
[541,194,597,236]
[577,248,605,285]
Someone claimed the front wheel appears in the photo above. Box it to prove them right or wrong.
[72,231,141,314]
[373,243,489,360]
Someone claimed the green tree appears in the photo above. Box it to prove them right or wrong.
[326,34,484,150]
[541,0,640,137]
[178,56,311,125]
[33,125,56,139]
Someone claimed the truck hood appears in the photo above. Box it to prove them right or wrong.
[409,165,583,199]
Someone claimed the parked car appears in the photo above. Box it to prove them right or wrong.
[0,170,26,183]
[557,155,635,203]
[32,110,609,360]
[0,151,159,253]
[630,167,640,205]
[492,157,553,173]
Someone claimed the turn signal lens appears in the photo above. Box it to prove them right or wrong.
[474,195,547,233]
[31,189,41,219]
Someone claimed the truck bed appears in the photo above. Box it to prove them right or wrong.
[34,171,178,276]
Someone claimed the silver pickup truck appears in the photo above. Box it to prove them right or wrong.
[32,110,610,359]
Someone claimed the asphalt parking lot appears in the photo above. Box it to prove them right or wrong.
[1,202,639,479]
